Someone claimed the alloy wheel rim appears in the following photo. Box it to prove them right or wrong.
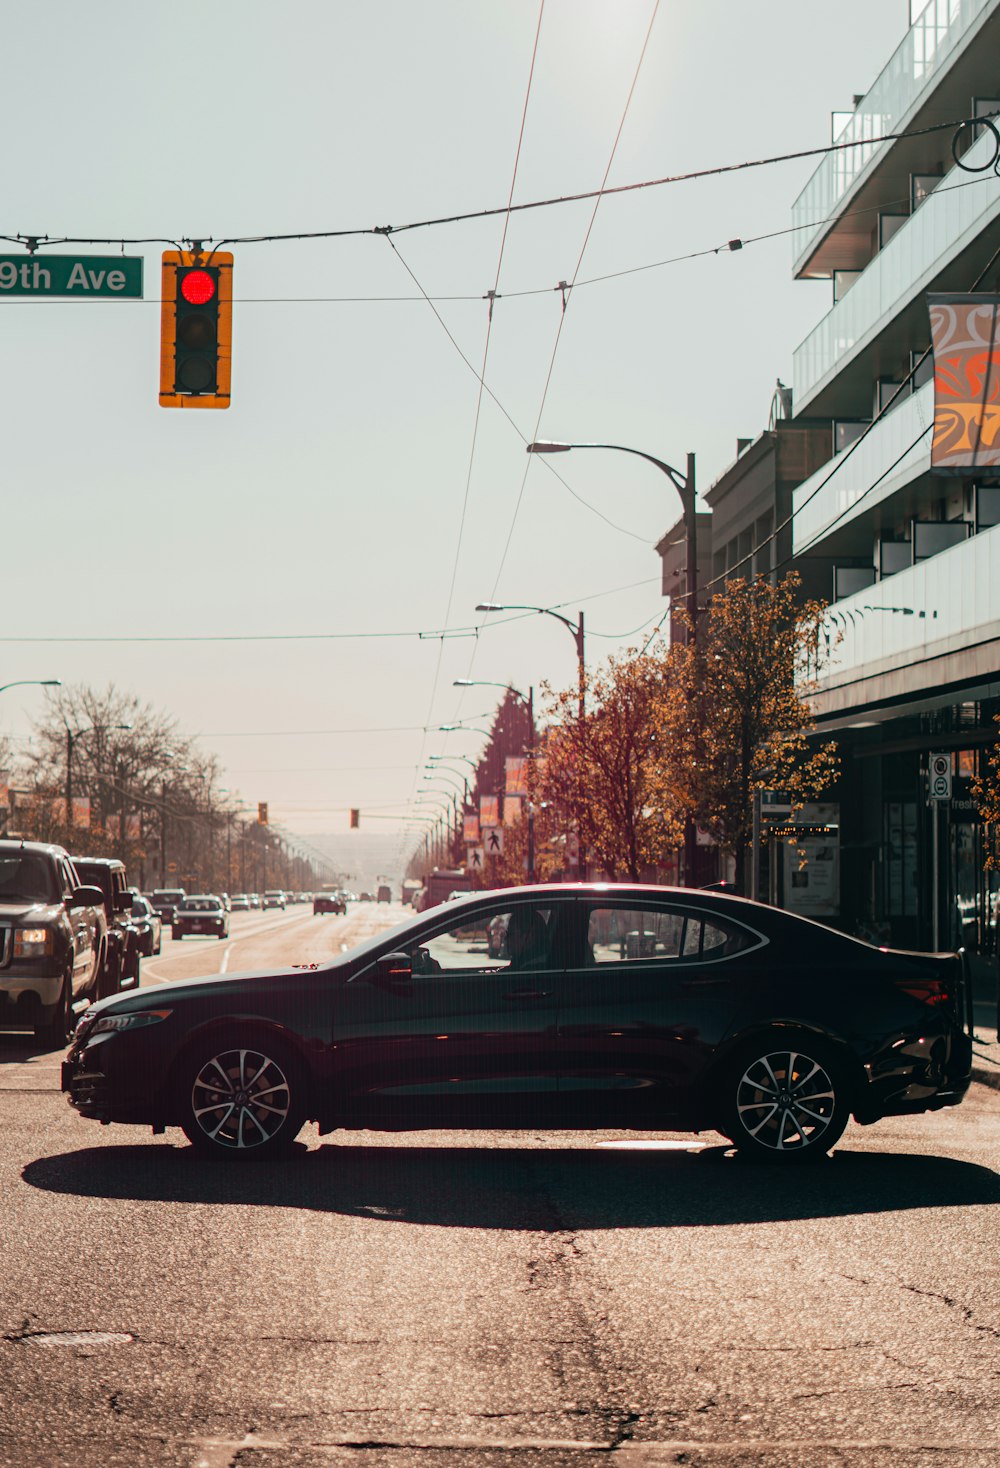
[190,1047,292,1150]
[735,1049,837,1152]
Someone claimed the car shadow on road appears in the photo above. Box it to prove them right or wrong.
[22,1140,1000,1229]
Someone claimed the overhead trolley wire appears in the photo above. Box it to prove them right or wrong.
[8,108,993,255]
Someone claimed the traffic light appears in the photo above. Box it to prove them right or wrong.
[159,249,233,409]
[350,808,360,829]
[258,802,268,825]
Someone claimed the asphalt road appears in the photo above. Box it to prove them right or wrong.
[1,903,998,1468]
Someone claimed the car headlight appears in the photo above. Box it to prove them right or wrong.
[14,927,55,958]
[86,1008,173,1037]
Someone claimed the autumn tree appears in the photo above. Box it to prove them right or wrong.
[534,650,685,882]
[662,573,839,890]
[21,684,223,882]
[973,713,1000,869]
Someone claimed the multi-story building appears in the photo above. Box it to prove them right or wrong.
[787,0,1000,951]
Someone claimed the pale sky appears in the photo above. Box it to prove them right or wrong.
[0,1,909,867]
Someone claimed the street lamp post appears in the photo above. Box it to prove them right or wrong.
[527,439,698,641]
[528,439,700,884]
[475,605,585,720]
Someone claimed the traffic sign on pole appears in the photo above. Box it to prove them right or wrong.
[928,753,952,801]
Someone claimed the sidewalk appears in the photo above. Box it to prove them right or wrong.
[968,953,1000,1091]
[972,1024,1000,1093]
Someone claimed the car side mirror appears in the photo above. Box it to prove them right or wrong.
[369,952,413,988]
[114,891,133,913]
[71,885,105,909]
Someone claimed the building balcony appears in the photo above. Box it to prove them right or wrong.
[792,381,934,554]
[809,526,1000,722]
[792,0,999,278]
[792,121,1000,415]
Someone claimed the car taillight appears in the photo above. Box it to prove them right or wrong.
[893,975,954,1009]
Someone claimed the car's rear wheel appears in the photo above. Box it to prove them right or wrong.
[178,1034,307,1159]
[719,1034,850,1163]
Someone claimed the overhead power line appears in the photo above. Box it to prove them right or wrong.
[7,111,993,255]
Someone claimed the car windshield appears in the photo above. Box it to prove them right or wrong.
[181,898,220,912]
[0,853,59,904]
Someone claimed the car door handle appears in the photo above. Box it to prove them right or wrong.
[503,989,551,1000]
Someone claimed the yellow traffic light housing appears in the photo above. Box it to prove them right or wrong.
[159,249,233,409]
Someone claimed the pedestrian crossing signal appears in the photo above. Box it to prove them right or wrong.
[257,802,268,825]
[350,808,360,829]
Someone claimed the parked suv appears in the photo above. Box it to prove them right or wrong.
[0,839,107,1046]
[72,856,141,996]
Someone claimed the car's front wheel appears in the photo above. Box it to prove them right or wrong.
[718,1034,850,1163]
[35,964,75,1049]
[178,1034,307,1159]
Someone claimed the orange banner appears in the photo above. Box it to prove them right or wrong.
[929,294,1000,470]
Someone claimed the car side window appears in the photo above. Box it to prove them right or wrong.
[586,906,753,965]
[409,905,556,976]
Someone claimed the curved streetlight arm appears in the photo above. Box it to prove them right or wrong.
[476,601,580,640]
[527,439,698,637]
[0,679,61,697]
[529,440,691,500]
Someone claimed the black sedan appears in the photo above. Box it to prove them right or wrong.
[62,884,973,1162]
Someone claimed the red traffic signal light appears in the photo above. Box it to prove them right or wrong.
[258,802,268,825]
[180,269,216,306]
[160,250,233,409]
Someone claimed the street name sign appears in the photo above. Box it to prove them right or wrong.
[0,255,143,298]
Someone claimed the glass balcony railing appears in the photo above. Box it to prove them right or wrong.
[792,382,934,553]
[791,0,996,275]
[814,527,1000,694]
[792,123,1000,411]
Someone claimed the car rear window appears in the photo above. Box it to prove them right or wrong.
[585,905,757,965]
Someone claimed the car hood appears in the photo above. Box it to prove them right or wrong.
[92,962,345,1014]
[0,900,63,921]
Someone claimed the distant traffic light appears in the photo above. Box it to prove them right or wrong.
[258,802,268,825]
[350,808,360,829]
[159,249,233,409]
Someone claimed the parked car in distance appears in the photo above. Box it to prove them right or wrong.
[313,892,346,916]
[377,885,391,903]
[263,890,286,910]
[229,894,251,912]
[172,895,229,940]
[150,888,186,926]
[0,839,107,1046]
[72,856,141,996]
[249,894,262,909]
[62,883,973,1160]
[129,893,162,957]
